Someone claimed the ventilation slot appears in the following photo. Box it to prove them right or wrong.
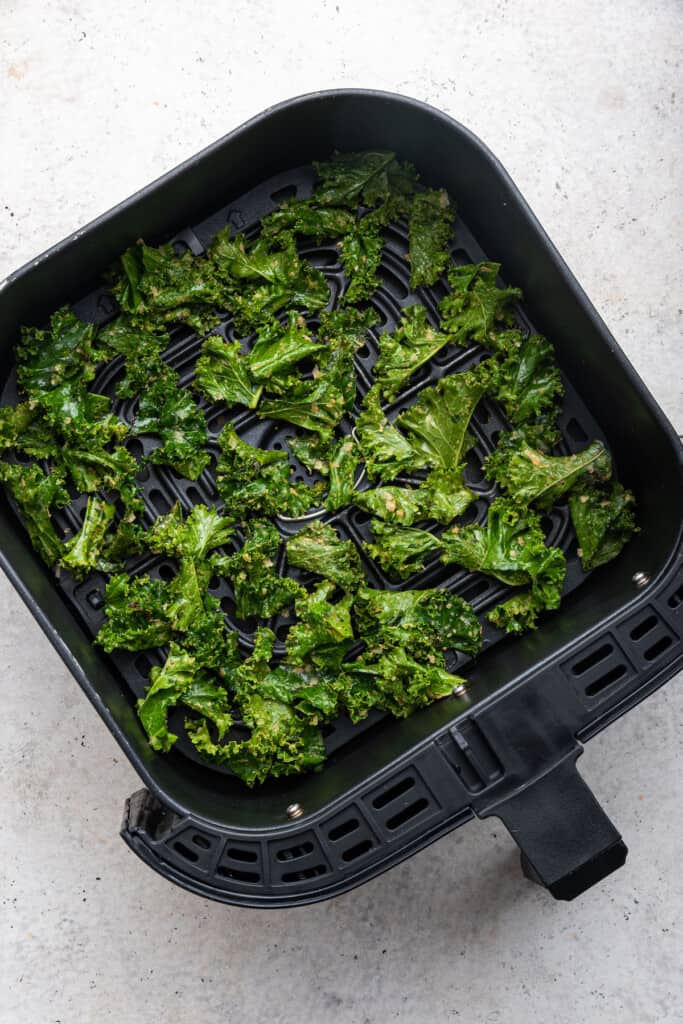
[644,635,673,662]
[372,776,415,809]
[565,417,588,443]
[276,842,314,862]
[585,663,627,697]
[216,865,260,884]
[667,583,683,610]
[630,615,658,641]
[148,488,172,514]
[281,864,327,883]
[135,655,152,679]
[192,834,211,850]
[386,798,429,831]
[173,841,199,863]
[328,819,359,842]
[341,840,373,863]
[571,643,613,676]
[226,847,258,863]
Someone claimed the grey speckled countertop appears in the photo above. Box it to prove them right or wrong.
[1,2,682,1022]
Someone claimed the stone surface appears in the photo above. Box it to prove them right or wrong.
[1,2,681,1021]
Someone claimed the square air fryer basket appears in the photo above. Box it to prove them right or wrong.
[1,90,681,905]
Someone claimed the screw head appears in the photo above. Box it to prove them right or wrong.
[286,802,304,820]
[632,571,650,588]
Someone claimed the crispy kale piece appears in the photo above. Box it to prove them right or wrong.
[0,403,58,460]
[286,521,363,590]
[210,230,329,330]
[313,150,418,208]
[287,432,331,476]
[341,647,466,723]
[355,385,416,483]
[60,496,116,579]
[146,502,234,560]
[212,521,303,620]
[258,378,347,436]
[193,335,263,408]
[137,643,233,753]
[440,498,567,634]
[374,305,453,400]
[326,436,359,510]
[396,370,485,470]
[485,435,612,509]
[479,333,564,428]
[438,263,521,348]
[355,586,482,658]
[16,307,105,397]
[247,312,323,383]
[134,369,209,480]
[100,320,170,399]
[316,305,377,414]
[353,484,427,526]
[408,189,454,289]
[216,423,323,518]
[0,462,68,566]
[286,581,355,673]
[260,198,356,242]
[113,242,226,334]
[338,217,384,304]
[363,520,442,579]
[97,572,175,652]
[569,482,637,571]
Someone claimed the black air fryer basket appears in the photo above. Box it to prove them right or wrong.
[2,91,682,905]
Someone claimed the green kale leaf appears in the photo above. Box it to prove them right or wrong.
[408,189,454,289]
[313,150,418,208]
[247,311,323,383]
[485,435,612,509]
[193,335,263,408]
[338,217,384,304]
[396,370,485,470]
[355,385,416,483]
[363,520,442,579]
[479,333,564,427]
[354,586,482,658]
[286,581,355,673]
[286,520,363,590]
[326,436,359,510]
[0,462,68,566]
[213,520,303,620]
[341,647,465,723]
[438,262,521,348]
[260,198,356,243]
[146,501,234,560]
[16,307,104,397]
[374,305,453,400]
[60,496,117,579]
[569,482,638,571]
[134,368,209,480]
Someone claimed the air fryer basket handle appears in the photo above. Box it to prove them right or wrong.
[479,755,627,900]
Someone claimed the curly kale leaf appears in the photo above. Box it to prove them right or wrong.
[316,305,377,414]
[137,643,233,753]
[408,189,454,289]
[363,520,442,579]
[247,311,323,383]
[287,432,331,476]
[213,520,303,620]
[326,436,359,510]
[260,198,356,243]
[355,385,416,483]
[286,581,355,673]
[113,242,226,334]
[16,307,105,397]
[338,217,384,304]
[216,424,323,518]
[440,498,567,633]
[146,502,234,560]
[194,335,262,408]
[438,262,521,348]
[286,521,363,590]
[0,402,59,460]
[211,231,329,330]
[187,692,325,786]
[480,333,564,428]
[258,378,346,436]
[485,435,612,509]
[0,462,68,565]
[355,586,482,658]
[97,572,176,652]
[60,496,117,579]
[313,150,418,208]
[569,482,638,571]
[374,305,453,400]
[396,370,485,470]
[100,320,170,400]
[353,484,426,526]
[134,369,209,480]
[341,647,465,723]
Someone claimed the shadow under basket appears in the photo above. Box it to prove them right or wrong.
[1,90,682,906]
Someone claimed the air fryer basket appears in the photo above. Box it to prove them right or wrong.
[1,91,681,906]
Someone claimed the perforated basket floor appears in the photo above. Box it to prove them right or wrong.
[1,162,612,774]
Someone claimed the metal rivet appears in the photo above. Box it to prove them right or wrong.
[286,802,304,820]
[632,571,650,588]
